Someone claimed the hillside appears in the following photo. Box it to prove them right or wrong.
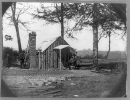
[77,49,127,59]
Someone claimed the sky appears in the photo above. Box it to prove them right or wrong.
[2,2,127,51]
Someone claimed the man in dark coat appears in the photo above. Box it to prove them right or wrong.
[68,56,74,70]
[19,52,25,68]
[68,54,78,70]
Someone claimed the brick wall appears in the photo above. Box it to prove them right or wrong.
[29,32,37,69]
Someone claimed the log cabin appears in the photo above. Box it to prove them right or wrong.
[29,32,76,70]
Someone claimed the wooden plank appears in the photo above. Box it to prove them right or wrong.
[44,51,46,70]
[52,42,55,69]
[48,46,51,70]
[55,39,58,69]
[39,51,42,69]
[57,39,60,69]
[49,46,51,69]
[57,51,59,70]
[42,51,44,70]
[50,46,52,69]
[36,53,39,68]
[50,44,53,69]
[49,45,52,69]
[47,49,49,70]
[53,41,56,69]
[63,49,66,68]
[41,52,43,69]
[53,50,56,69]
[45,50,48,70]
[54,42,57,69]
[52,50,54,69]
[40,52,42,69]
[47,48,50,70]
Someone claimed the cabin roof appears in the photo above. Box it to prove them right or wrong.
[37,36,77,52]
[37,36,59,51]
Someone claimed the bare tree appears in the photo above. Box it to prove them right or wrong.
[4,2,32,53]
[11,3,22,52]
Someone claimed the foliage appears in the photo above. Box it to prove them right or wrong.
[110,4,126,26]
[82,53,104,59]
[32,3,85,39]
[32,3,126,42]
[2,47,19,67]
[33,3,79,24]
[68,3,126,41]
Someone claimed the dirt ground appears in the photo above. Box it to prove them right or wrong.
[1,67,126,98]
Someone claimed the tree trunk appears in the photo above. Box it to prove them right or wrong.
[61,3,64,39]
[11,3,22,53]
[14,22,22,53]
[92,3,99,70]
[105,31,111,59]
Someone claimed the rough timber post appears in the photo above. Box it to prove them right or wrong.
[29,31,37,69]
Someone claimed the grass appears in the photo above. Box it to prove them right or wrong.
[2,69,126,98]
[59,73,120,98]
[1,61,127,98]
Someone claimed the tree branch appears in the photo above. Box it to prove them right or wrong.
[54,3,61,22]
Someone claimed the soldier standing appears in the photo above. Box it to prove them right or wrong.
[19,52,25,68]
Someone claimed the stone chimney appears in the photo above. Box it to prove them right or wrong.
[29,31,37,69]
